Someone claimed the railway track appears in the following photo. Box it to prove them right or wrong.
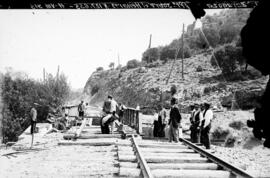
[118,135,254,178]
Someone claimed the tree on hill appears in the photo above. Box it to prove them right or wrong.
[96,67,104,71]
[160,46,176,62]
[126,59,140,69]
[109,62,115,70]
[142,48,159,63]
[211,43,244,77]
[1,70,70,142]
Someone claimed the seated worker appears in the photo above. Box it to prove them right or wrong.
[101,95,118,134]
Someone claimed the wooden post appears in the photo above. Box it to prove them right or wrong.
[0,75,3,143]
[148,34,152,49]
[43,68,46,82]
[181,23,185,80]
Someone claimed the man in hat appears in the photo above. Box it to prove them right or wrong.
[168,97,182,143]
[201,102,213,149]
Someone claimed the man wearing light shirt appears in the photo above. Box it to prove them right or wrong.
[201,102,213,149]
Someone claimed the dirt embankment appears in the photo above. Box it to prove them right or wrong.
[83,53,268,113]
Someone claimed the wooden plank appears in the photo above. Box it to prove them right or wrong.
[79,134,122,139]
[58,140,115,146]
[119,167,141,178]
[118,151,202,158]
[148,163,218,170]
[152,169,230,178]
[118,146,195,153]
[120,168,230,178]
[118,154,208,163]
[120,162,218,170]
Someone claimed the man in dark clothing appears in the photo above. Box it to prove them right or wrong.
[168,97,182,143]
[191,104,201,143]
[30,104,38,148]
[189,104,196,142]
[78,100,85,120]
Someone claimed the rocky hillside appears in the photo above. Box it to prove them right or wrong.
[83,53,268,113]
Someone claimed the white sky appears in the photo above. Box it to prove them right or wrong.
[0,9,221,90]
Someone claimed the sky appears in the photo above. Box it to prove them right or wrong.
[0,9,221,90]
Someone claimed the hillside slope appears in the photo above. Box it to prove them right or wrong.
[83,53,268,113]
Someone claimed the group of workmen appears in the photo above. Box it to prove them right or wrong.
[189,102,213,149]
[153,98,213,149]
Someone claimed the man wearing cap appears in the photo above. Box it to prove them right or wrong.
[201,102,213,149]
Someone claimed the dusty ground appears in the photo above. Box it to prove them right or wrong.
[0,124,119,178]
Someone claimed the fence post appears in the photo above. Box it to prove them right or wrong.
[0,75,3,143]
[136,109,142,134]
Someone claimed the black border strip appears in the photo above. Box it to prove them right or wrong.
[0,0,259,9]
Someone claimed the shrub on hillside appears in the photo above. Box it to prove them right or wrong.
[196,65,203,72]
[91,85,99,96]
[96,67,104,72]
[126,59,140,69]
[120,66,128,72]
[142,47,159,63]
[145,60,162,68]
[225,133,239,147]
[211,126,231,140]
[229,120,245,130]
[210,44,244,77]
[203,86,211,95]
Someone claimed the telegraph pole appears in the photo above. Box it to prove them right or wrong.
[181,23,185,80]
[43,68,46,82]
[148,34,152,49]
[118,53,120,66]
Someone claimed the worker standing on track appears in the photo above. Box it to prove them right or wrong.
[157,105,167,137]
[189,104,196,142]
[193,103,202,143]
[30,104,38,148]
[200,102,213,149]
[78,100,86,120]
[168,97,182,143]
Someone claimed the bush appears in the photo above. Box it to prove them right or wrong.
[211,44,244,77]
[120,66,128,72]
[142,48,159,63]
[225,133,238,147]
[229,120,245,130]
[211,126,231,140]
[96,67,104,71]
[1,70,70,143]
[203,86,211,95]
[196,65,203,72]
[126,59,141,69]
[91,85,99,96]
[145,60,162,68]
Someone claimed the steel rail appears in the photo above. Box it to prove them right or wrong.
[131,135,153,178]
[179,137,254,178]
